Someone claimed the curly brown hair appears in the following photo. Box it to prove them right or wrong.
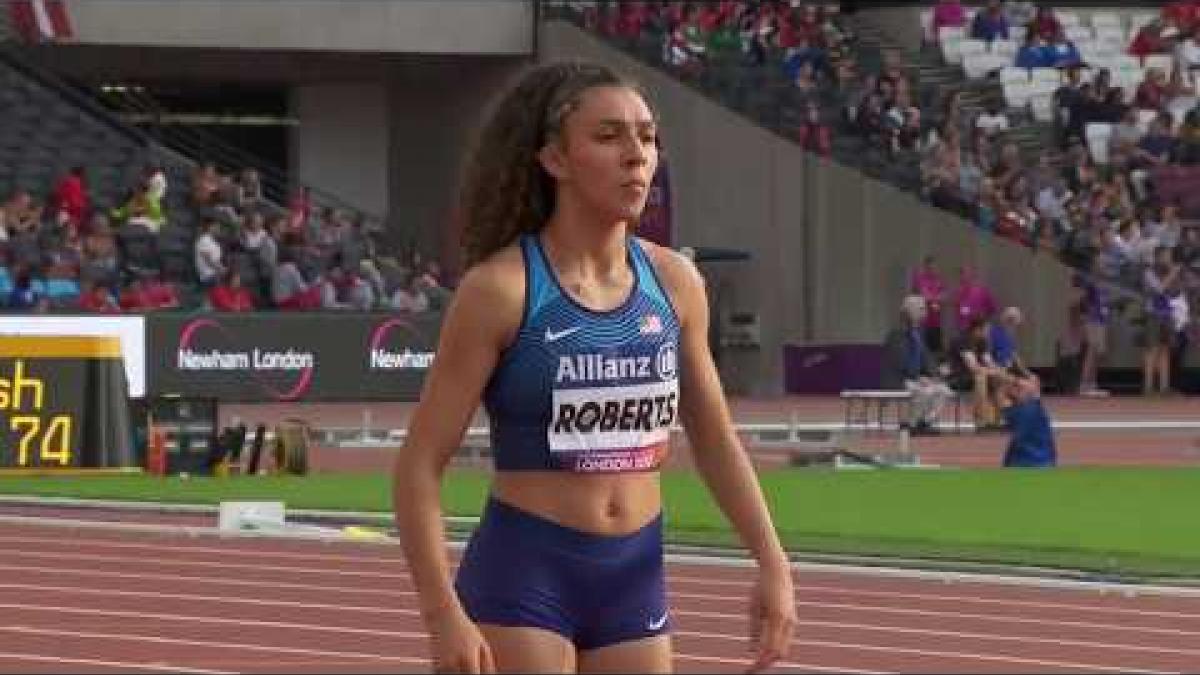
[458,59,652,268]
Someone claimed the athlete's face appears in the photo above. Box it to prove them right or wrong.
[542,85,658,224]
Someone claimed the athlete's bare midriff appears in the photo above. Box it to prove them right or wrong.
[491,470,662,536]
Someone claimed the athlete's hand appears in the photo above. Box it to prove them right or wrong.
[746,562,796,673]
[429,604,496,674]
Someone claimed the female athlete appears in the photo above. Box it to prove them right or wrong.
[393,59,796,674]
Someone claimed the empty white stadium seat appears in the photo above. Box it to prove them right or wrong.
[1010,25,1027,43]
[964,53,1009,79]
[1143,54,1175,78]
[1057,11,1082,28]
[991,39,1018,58]
[1086,123,1113,164]
[920,9,934,43]
[1030,93,1056,122]
[1000,66,1030,85]
[1031,67,1063,86]
[1065,26,1094,43]
[1089,12,1122,30]
[1137,108,1159,134]
[1003,80,1034,108]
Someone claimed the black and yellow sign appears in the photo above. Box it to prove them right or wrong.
[0,336,134,470]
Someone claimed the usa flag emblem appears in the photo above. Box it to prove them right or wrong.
[640,314,663,335]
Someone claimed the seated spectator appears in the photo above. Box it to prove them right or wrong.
[271,249,322,310]
[235,168,264,213]
[119,274,159,312]
[796,101,832,157]
[970,0,1010,42]
[1015,33,1054,69]
[954,266,998,335]
[77,279,120,313]
[143,270,180,310]
[974,103,1010,139]
[208,269,256,312]
[880,295,954,435]
[191,162,221,208]
[50,166,88,234]
[792,61,820,103]
[782,35,828,83]
[1135,67,1170,112]
[1130,17,1175,58]
[989,306,1031,374]
[320,264,375,311]
[6,267,44,312]
[1045,30,1082,69]
[193,218,225,290]
[947,317,1005,430]
[1036,175,1074,242]
[931,0,967,42]
[1027,6,1062,43]
[391,272,431,314]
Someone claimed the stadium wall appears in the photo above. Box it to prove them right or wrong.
[540,19,1077,395]
[61,0,535,55]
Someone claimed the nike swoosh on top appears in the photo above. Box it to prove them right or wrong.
[647,611,669,631]
[545,326,583,342]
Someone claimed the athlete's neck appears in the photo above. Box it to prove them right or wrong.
[540,211,629,280]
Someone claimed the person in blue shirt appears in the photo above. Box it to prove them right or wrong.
[1046,31,1082,69]
[988,306,1024,370]
[1015,34,1053,69]
[997,373,1057,467]
[971,0,1010,42]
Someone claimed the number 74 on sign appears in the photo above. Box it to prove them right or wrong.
[8,415,72,467]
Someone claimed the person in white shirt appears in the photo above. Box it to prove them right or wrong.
[193,218,224,288]
[974,105,1010,138]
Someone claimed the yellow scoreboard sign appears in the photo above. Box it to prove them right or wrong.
[0,336,132,470]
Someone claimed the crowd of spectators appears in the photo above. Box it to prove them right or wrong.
[0,162,450,316]
[570,0,1198,396]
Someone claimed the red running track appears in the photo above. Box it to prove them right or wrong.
[0,520,1197,673]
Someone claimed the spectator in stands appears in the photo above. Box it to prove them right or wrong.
[1015,32,1053,69]
[191,162,221,208]
[910,255,947,355]
[208,268,256,312]
[1135,67,1171,112]
[9,267,46,312]
[974,101,1010,139]
[1036,175,1074,243]
[1028,6,1063,43]
[77,278,120,313]
[50,166,88,234]
[796,101,833,157]
[391,271,432,314]
[1046,30,1082,69]
[880,295,954,435]
[79,220,119,288]
[1130,17,1174,58]
[931,0,967,43]
[969,0,1009,42]
[319,264,374,311]
[792,61,820,103]
[193,218,225,291]
[119,273,158,312]
[271,248,320,310]
[236,168,264,213]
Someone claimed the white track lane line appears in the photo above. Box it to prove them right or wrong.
[3,524,1200,600]
[0,601,1150,674]
[0,626,428,665]
[2,564,1193,662]
[4,550,1199,626]
[0,603,873,673]
[1,580,1194,668]
[0,651,232,674]
[5,558,1200,647]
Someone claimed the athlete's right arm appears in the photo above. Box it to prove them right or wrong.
[392,255,521,674]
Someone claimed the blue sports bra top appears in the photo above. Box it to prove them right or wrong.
[482,233,682,473]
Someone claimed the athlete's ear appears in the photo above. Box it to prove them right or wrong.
[537,140,571,182]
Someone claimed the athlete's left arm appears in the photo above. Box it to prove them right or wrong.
[649,244,796,672]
